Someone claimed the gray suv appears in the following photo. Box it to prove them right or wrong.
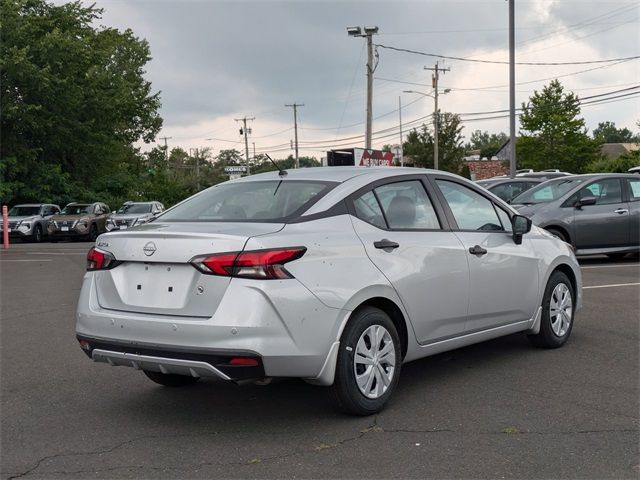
[512,173,640,258]
[1,204,61,242]
[106,201,164,231]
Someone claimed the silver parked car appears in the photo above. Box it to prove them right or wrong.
[1,203,61,242]
[106,201,164,231]
[76,167,582,415]
[511,173,640,258]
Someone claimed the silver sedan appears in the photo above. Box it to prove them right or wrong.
[76,167,582,415]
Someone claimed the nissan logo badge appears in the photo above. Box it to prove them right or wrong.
[143,241,157,256]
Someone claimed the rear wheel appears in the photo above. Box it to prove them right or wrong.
[528,271,574,348]
[143,370,200,387]
[330,307,402,416]
[32,225,43,243]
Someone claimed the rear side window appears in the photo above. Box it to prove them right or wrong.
[352,180,441,230]
[627,178,640,202]
[436,180,503,231]
[159,180,334,222]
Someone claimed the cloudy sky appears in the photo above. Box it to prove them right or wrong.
[80,0,638,158]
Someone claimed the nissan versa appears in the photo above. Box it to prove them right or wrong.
[76,167,582,415]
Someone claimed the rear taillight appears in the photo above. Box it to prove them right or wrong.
[86,247,119,271]
[191,247,306,280]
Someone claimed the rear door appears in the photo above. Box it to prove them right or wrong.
[431,177,540,332]
[571,178,629,249]
[348,176,470,344]
[623,177,640,247]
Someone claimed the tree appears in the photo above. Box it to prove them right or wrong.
[592,121,638,143]
[1,0,162,204]
[402,112,465,173]
[465,130,508,158]
[517,80,600,173]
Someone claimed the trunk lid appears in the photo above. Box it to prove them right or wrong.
[93,222,284,317]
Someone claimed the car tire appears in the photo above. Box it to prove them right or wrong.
[88,224,98,242]
[330,307,402,416]
[32,225,43,243]
[528,271,575,349]
[545,227,568,243]
[143,370,200,387]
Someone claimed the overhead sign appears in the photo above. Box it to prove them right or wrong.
[354,148,395,167]
[224,166,248,174]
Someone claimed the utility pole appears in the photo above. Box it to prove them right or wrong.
[508,0,516,178]
[235,117,254,175]
[252,142,256,163]
[347,26,379,150]
[195,148,200,190]
[398,96,404,166]
[424,63,450,170]
[159,136,172,162]
[285,103,304,168]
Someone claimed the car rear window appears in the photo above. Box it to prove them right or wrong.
[159,180,336,222]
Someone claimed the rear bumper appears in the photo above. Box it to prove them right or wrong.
[75,273,350,381]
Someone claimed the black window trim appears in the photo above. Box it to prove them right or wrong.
[428,175,515,234]
[346,174,451,232]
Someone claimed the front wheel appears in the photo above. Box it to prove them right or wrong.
[330,307,402,415]
[528,271,575,348]
[32,225,43,243]
[143,370,200,387]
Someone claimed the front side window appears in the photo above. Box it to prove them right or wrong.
[436,180,503,231]
[159,180,334,222]
[580,179,622,205]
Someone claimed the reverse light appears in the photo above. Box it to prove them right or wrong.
[86,247,119,271]
[191,247,306,280]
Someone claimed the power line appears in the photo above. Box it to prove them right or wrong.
[373,43,640,66]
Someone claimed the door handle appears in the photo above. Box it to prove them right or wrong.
[374,239,399,250]
[468,245,488,256]
[614,208,629,214]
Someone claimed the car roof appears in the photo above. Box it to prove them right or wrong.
[230,166,456,184]
[13,203,46,207]
[478,178,541,184]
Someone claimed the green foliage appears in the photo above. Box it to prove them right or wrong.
[465,130,508,158]
[1,0,162,206]
[402,112,465,173]
[585,150,639,173]
[592,121,639,143]
[517,80,600,173]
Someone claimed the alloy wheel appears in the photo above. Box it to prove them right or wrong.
[550,283,572,337]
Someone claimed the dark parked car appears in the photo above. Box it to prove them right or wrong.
[511,174,640,258]
[0,204,60,242]
[48,202,111,241]
[477,178,543,203]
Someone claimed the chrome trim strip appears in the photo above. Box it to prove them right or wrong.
[91,349,232,380]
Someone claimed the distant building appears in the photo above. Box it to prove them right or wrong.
[600,143,639,158]
[463,158,508,180]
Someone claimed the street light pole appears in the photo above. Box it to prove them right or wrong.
[347,26,379,150]
[398,96,404,166]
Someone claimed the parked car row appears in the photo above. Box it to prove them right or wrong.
[0,201,164,242]
[477,172,639,258]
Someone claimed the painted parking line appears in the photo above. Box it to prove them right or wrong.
[0,259,53,262]
[581,264,640,269]
[583,282,640,290]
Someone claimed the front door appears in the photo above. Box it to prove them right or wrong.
[432,178,540,332]
[348,177,470,345]
[572,178,629,249]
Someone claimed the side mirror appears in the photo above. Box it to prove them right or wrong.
[511,214,532,245]
[574,196,597,209]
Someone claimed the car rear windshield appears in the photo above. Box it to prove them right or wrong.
[8,206,40,216]
[511,178,583,205]
[117,203,152,214]
[61,205,91,215]
[159,180,336,222]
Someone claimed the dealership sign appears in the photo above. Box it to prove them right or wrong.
[224,166,248,174]
[354,148,395,167]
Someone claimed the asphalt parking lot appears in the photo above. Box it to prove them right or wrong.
[1,242,638,479]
